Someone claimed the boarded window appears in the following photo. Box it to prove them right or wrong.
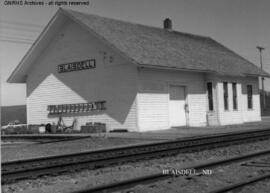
[247,85,253,109]
[207,82,214,111]
[232,83,238,110]
[223,82,228,110]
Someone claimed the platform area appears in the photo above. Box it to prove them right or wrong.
[108,118,270,140]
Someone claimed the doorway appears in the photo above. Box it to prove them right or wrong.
[169,85,186,126]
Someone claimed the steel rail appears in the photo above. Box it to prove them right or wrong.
[2,128,270,184]
[1,135,91,144]
[208,173,270,193]
[72,149,270,193]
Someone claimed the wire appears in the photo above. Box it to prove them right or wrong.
[0,35,35,42]
[0,20,44,29]
[0,33,37,39]
[0,39,33,44]
[0,35,35,41]
[0,21,40,45]
[0,25,42,33]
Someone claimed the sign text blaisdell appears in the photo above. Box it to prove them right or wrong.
[57,59,96,73]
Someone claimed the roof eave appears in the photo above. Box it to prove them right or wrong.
[138,64,270,78]
[138,64,217,74]
[244,73,270,78]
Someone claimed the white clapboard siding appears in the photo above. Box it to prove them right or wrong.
[137,92,169,131]
[215,77,261,125]
[137,69,208,131]
[26,19,138,131]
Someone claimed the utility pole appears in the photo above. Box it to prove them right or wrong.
[256,46,265,110]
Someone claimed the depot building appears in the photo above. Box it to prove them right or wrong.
[8,8,270,131]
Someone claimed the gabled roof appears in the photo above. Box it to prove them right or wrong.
[8,8,269,83]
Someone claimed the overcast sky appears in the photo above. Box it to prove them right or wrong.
[1,0,270,106]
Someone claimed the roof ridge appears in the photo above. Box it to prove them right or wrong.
[8,7,269,83]
[62,8,211,40]
[62,8,269,77]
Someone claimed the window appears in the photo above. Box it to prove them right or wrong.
[223,82,228,110]
[247,85,253,109]
[207,82,214,111]
[232,83,238,110]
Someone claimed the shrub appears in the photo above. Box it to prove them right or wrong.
[1,124,40,134]
[2,124,28,134]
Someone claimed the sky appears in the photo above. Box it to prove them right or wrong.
[1,0,270,106]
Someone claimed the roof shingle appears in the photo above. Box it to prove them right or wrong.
[65,9,269,77]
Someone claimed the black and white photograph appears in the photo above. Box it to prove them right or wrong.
[1,0,270,192]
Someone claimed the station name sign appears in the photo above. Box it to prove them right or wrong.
[48,101,106,115]
[58,59,96,73]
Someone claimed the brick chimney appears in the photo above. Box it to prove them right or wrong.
[163,18,172,30]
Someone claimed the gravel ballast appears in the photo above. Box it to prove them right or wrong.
[2,139,270,193]
[128,154,270,193]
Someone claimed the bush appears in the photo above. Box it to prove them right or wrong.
[1,124,40,134]
[2,124,28,134]
[14,120,20,125]
[7,120,21,125]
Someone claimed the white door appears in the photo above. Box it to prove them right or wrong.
[169,85,186,127]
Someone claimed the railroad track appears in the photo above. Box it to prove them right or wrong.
[1,135,91,145]
[208,173,270,193]
[71,149,270,193]
[2,128,270,184]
